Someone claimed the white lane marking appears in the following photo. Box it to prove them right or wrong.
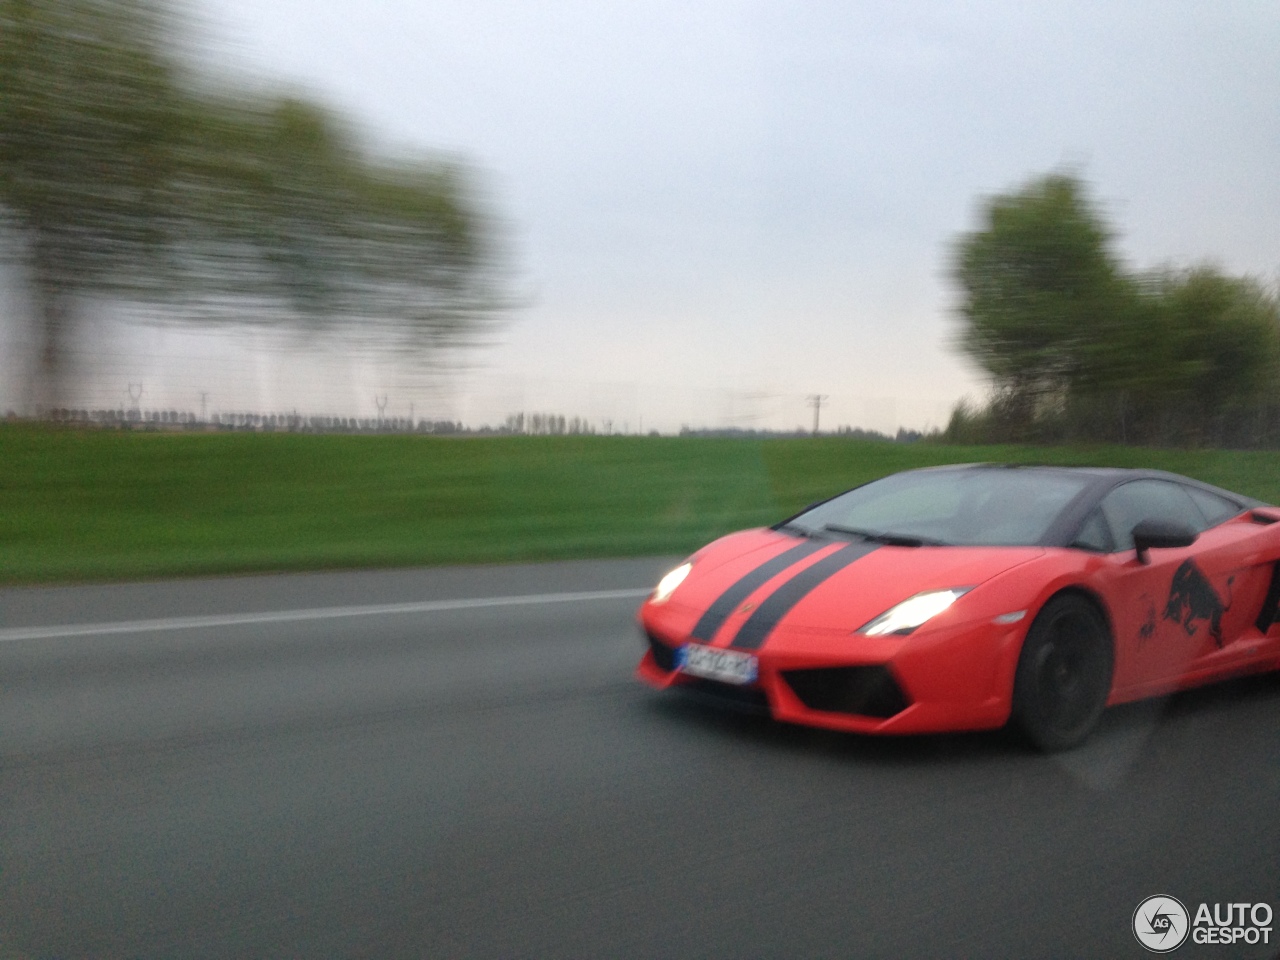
[0,588,653,643]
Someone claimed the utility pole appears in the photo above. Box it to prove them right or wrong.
[375,394,388,427]
[199,392,209,423]
[127,383,143,419]
[806,394,828,435]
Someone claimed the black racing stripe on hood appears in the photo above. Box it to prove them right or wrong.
[690,539,828,642]
[730,541,880,651]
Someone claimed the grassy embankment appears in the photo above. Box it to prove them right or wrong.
[3,424,1280,584]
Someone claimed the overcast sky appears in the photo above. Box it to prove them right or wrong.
[7,1,1278,431]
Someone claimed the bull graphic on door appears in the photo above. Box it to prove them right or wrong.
[1163,559,1234,648]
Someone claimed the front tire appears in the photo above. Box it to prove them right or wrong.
[1012,594,1113,752]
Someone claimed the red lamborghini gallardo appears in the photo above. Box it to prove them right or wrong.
[637,465,1280,750]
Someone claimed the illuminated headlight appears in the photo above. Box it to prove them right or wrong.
[651,562,693,604]
[858,587,973,636]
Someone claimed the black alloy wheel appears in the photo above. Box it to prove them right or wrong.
[1011,593,1114,752]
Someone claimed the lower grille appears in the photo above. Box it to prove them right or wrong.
[679,677,771,714]
[781,665,909,719]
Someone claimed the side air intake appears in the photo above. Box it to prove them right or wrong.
[646,631,678,671]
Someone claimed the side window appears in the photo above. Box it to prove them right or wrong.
[1184,486,1242,528]
[1071,509,1114,552]
[1098,480,1204,552]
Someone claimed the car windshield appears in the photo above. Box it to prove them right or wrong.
[782,468,1091,547]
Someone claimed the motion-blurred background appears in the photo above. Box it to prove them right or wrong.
[2,0,1276,438]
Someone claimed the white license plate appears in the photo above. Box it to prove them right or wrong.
[677,643,758,685]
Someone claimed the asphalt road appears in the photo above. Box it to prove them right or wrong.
[2,559,1278,959]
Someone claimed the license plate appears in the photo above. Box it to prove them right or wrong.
[676,643,758,685]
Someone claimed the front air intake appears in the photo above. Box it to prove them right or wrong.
[781,665,910,719]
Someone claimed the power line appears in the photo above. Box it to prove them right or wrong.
[806,394,828,435]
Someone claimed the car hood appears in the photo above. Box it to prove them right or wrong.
[673,528,1043,637]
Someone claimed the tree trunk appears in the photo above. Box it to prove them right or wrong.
[28,236,76,416]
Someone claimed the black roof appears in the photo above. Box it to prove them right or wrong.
[906,463,1266,547]
[778,462,1268,550]
[919,462,1263,505]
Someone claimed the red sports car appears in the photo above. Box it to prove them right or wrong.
[637,464,1280,750]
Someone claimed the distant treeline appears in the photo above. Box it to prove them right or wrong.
[502,412,598,435]
[677,426,927,442]
[32,408,473,434]
[949,173,1280,449]
[27,408,617,435]
[24,408,930,439]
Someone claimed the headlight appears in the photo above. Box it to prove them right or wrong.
[651,562,693,604]
[858,587,972,636]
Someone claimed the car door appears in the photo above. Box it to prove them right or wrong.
[1081,480,1250,694]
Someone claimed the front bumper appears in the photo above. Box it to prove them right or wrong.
[636,618,1019,735]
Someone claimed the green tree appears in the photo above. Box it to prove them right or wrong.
[0,0,183,408]
[1138,268,1280,444]
[0,0,503,412]
[172,94,501,351]
[951,173,1130,437]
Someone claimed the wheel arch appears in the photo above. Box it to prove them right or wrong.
[1008,586,1121,752]
[997,583,1116,712]
[1042,584,1115,650]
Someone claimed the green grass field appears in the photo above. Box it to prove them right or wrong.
[3,425,1280,584]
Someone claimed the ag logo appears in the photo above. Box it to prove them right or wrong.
[1134,895,1190,953]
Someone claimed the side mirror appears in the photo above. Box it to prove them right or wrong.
[1132,519,1197,564]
